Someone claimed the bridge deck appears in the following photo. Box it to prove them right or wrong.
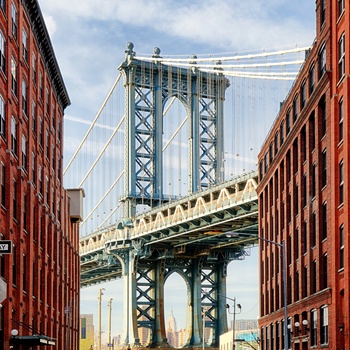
[80,171,259,287]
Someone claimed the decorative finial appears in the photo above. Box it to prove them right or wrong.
[124,42,136,62]
[153,47,161,57]
[190,54,197,65]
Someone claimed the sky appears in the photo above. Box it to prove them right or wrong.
[37,0,316,342]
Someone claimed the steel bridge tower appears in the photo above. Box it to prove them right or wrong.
[119,42,229,219]
[113,43,239,349]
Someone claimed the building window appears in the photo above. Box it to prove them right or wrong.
[58,119,62,142]
[339,224,344,269]
[301,126,306,161]
[22,79,28,116]
[303,221,307,254]
[311,260,317,294]
[13,178,17,220]
[302,265,307,298]
[280,121,284,145]
[300,80,306,109]
[321,254,328,290]
[32,53,36,84]
[311,163,316,198]
[0,0,5,12]
[22,253,27,291]
[39,116,43,147]
[274,132,279,155]
[310,309,317,346]
[46,87,49,115]
[309,63,315,96]
[45,176,49,204]
[11,116,17,155]
[39,71,43,100]
[338,33,345,80]
[311,212,316,248]
[338,0,345,17]
[0,31,5,73]
[321,149,327,187]
[32,100,36,135]
[339,97,343,143]
[11,57,17,96]
[22,28,28,63]
[320,306,328,345]
[0,95,4,137]
[319,96,326,137]
[31,151,36,184]
[293,95,298,122]
[322,202,327,240]
[286,110,291,134]
[12,244,17,286]
[339,161,344,205]
[318,43,326,78]
[320,0,326,26]
[294,228,299,259]
[22,135,27,171]
[45,129,49,159]
[302,174,307,207]
[38,165,42,194]
[11,2,17,40]
[310,112,315,150]
[1,162,5,207]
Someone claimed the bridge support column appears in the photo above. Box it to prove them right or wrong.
[120,250,140,348]
[150,260,167,347]
[185,258,203,347]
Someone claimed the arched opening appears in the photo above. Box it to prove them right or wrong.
[164,271,188,348]
[162,96,189,199]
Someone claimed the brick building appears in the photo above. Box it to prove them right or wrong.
[257,0,349,349]
[0,0,82,349]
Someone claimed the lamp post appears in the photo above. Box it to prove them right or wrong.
[98,288,105,350]
[257,237,288,350]
[108,298,113,349]
[226,297,241,350]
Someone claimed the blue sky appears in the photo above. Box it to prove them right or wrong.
[38,0,316,341]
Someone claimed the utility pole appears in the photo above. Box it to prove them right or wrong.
[98,288,105,350]
[108,298,113,348]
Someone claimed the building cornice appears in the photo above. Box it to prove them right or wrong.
[22,0,71,110]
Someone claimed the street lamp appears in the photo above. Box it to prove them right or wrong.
[226,298,241,350]
[98,288,105,350]
[108,298,113,349]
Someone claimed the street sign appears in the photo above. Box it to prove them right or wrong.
[0,240,12,254]
[0,277,7,303]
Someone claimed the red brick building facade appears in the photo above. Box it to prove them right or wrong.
[0,0,81,349]
[257,0,349,349]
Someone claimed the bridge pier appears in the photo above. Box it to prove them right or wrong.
[111,240,231,349]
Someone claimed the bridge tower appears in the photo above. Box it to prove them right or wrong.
[113,43,234,349]
[119,42,229,219]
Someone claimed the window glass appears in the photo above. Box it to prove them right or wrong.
[0,31,5,73]
[318,44,326,78]
[338,33,345,80]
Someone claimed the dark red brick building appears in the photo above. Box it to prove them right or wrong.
[0,0,82,349]
[257,0,349,349]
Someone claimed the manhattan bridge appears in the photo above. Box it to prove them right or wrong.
[64,42,310,348]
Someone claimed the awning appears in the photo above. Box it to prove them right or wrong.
[11,335,56,346]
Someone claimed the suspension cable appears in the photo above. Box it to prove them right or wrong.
[63,73,122,175]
